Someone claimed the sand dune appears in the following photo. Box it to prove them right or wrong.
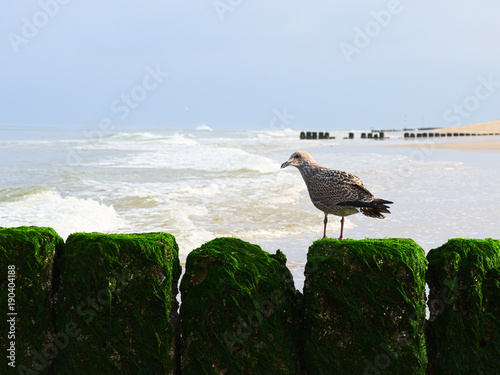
[388,120,500,151]
[431,119,500,134]
[429,140,500,151]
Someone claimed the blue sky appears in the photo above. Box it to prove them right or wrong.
[2,1,500,131]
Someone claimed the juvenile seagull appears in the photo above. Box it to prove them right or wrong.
[281,151,393,240]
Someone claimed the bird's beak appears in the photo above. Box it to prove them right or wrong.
[281,160,290,169]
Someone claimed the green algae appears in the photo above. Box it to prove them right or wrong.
[180,237,301,375]
[303,238,427,375]
[426,238,500,375]
[54,232,181,375]
[0,226,64,375]
[4,227,499,374]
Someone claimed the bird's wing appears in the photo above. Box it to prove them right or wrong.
[307,169,375,206]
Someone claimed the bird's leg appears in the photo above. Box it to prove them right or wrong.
[323,213,328,239]
[338,217,345,241]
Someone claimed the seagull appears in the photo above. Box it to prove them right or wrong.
[281,151,393,240]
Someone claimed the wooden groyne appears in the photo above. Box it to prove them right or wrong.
[299,131,386,140]
[300,131,333,139]
[299,130,500,140]
[404,132,500,138]
[1,227,499,374]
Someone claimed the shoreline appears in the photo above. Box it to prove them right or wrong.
[385,138,500,151]
[429,119,500,135]
[382,120,500,151]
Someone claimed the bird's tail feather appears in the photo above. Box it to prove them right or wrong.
[338,198,393,219]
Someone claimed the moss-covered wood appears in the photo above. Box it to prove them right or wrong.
[303,238,427,375]
[0,226,63,375]
[53,232,181,375]
[426,238,500,375]
[180,237,302,375]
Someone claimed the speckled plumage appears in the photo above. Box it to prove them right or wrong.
[281,151,393,239]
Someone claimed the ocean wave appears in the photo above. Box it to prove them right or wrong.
[253,127,298,138]
[71,132,199,153]
[159,133,198,145]
[195,123,213,132]
[125,197,215,260]
[220,149,279,174]
[89,145,279,173]
[179,183,220,196]
[0,189,124,240]
[106,131,164,140]
[108,131,198,144]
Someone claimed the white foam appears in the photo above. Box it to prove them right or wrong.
[0,190,124,240]
[73,132,198,154]
[5,127,500,277]
[107,132,164,140]
[90,144,279,173]
[253,127,298,138]
[195,123,213,132]
[159,132,198,146]
[179,183,221,196]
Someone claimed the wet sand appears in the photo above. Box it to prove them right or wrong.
[388,139,500,151]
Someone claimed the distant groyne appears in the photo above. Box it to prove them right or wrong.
[299,130,500,140]
[1,226,499,374]
[403,131,500,138]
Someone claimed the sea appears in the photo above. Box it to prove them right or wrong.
[2,125,500,290]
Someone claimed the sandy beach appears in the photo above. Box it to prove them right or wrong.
[431,119,500,135]
[420,140,500,151]
[388,120,500,151]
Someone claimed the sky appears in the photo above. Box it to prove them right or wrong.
[2,1,500,132]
